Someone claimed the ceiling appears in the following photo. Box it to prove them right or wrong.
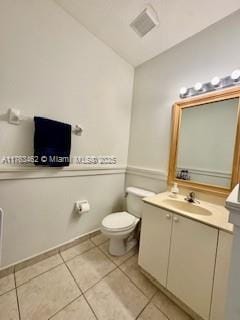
[55,0,240,66]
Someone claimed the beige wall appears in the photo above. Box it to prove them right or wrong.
[0,0,134,267]
[127,10,240,193]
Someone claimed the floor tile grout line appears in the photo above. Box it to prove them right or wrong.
[13,251,61,275]
[13,271,21,320]
[11,240,106,290]
[0,235,99,279]
[15,243,99,289]
[63,262,83,295]
[47,294,82,320]
[117,258,172,320]
[96,245,120,267]
[118,265,157,301]
[63,245,148,320]
[135,299,152,320]
[118,256,181,320]
[118,266,146,296]
[90,238,108,247]
[62,259,101,319]
[60,244,96,264]
[10,244,112,292]
[15,261,65,289]
[62,243,117,295]
[149,292,171,320]
[150,291,193,320]
[3,236,94,279]
[0,287,17,298]
[93,248,153,301]
[74,251,143,296]
[82,292,99,320]
[83,265,118,295]
[151,290,193,320]
[97,243,138,268]
[58,251,65,263]
[117,251,139,267]
[62,240,135,270]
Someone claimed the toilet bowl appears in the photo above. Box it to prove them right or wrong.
[101,211,139,256]
[101,187,155,256]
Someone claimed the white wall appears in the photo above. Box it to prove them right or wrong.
[127,10,240,193]
[0,0,134,267]
[0,174,125,267]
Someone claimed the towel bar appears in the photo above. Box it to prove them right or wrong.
[8,108,83,136]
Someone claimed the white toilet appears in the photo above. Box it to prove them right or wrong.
[101,187,155,256]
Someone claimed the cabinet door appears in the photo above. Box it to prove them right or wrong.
[211,231,233,320]
[138,203,173,287]
[167,215,218,320]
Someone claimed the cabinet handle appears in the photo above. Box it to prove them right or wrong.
[166,213,171,219]
[174,216,179,222]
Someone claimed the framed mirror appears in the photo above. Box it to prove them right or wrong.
[168,87,240,196]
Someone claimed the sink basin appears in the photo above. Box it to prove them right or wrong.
[161,199,212,216]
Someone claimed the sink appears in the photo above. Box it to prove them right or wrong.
[161,199,212,216]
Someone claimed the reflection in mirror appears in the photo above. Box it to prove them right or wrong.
[176,98,239,188]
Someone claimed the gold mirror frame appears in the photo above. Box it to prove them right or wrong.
[168,86,240,197]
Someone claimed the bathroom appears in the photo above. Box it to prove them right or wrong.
[0,1,240,319]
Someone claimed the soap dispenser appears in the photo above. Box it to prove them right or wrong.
[170,182,179,198]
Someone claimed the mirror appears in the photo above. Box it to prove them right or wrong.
[177,98,239,188]
[168,87,240,196]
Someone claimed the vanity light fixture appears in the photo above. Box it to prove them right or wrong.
[231,69,240,81]
[180,87,188,96]
[211,76,220,87]
[194,82,203,91]
[179,68,240,98]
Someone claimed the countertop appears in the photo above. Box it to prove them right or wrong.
[143,192,234,234]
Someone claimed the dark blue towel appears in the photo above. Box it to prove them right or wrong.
[34,117,71,167]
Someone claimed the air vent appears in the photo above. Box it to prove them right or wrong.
[130,6,159,37]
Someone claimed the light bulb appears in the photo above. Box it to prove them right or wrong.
[194,82,202,91]
[211,76,220,87]
[180,87,187,95]
[231,69,240,81]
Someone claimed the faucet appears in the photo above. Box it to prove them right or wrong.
[185,192,200,204]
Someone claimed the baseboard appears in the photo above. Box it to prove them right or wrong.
[0,228,101,278]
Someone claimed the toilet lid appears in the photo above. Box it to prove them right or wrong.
[102,212,138,232]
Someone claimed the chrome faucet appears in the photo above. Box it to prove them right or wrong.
[185,192,200,204]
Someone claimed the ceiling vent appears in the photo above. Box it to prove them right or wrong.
[130,6,159,37]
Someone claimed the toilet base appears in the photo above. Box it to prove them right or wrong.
[109,237,137,256]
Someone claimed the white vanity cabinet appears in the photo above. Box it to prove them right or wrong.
[167,214,218,320]
[138,204,172,287]
[210,231,233,320]
[139,202,232,320]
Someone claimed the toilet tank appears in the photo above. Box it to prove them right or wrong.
[126,187,155,218]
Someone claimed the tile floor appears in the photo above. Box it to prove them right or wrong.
[0,233,193,320]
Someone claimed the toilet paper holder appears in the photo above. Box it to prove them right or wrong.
[75,200,90,214]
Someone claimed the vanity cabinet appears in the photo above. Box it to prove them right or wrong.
[167,214,218,320]
[138,204,172,287]
[139,203,232,320]
[210,231,233,320]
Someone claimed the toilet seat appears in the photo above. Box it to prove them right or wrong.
[101,211,139,232]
